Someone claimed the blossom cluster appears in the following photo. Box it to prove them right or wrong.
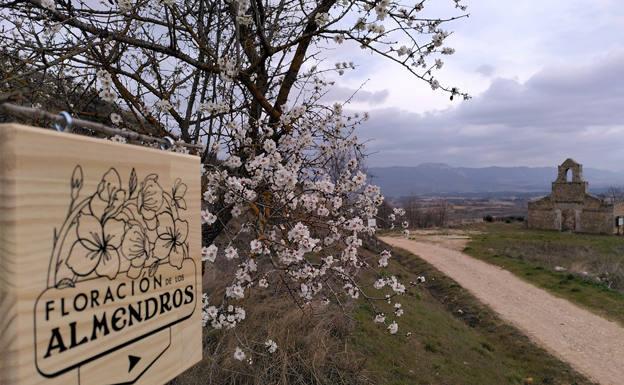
[96,70,116,103]
[217,56,238,82]
[195,99,411,338]
[202,294,247,329]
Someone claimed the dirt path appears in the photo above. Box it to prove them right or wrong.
[380,236,624,385]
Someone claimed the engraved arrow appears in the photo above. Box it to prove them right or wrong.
[128,355,141,373]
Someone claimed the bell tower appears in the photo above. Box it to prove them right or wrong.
[551,158,588,202]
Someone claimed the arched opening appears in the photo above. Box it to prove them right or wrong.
[565,168,573,182]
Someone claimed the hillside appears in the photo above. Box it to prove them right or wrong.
[368,163,624,197]
[171,240,594,385]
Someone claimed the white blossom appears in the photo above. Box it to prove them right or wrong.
[394,302,404,317]
[315,12,330,27]
[118,0,132,12]
[40,0,55,11]
[265,339,278,353]
[217,56,238,81]
[110,113,122,125]
[96,70,116,103]
[397,45,410,57]
[233,347,246,361]
[432,32,446,47]
[155,99,172,111]
[374,278,386,290]
[379,250,391,267]
[202,245,218,262]
[225,246,239,260]
[110,135,127,144]
[201,210,217,225]
[224,156,242,169]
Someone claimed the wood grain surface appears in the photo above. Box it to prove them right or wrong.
[0,123,202,385]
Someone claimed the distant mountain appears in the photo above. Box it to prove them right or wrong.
[368,164,624,197]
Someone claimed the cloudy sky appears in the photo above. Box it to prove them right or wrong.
[332,0,624,170]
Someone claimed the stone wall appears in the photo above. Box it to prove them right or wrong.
[551,182,588,202]
[578,196,615,234]
[614,203,624,217]
[579,209,614,234]
[527,208,559,230]
[527,197,560,230]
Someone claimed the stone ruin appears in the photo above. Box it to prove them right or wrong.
[527,158,624,234]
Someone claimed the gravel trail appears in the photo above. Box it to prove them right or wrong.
[380,236,624,385]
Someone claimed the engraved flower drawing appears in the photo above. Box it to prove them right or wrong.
[50,166,190,286]
[66,213,125,279]
[154,210,189,269]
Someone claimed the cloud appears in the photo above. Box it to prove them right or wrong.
[475,64,495,77]
[358,51,624,171]
[322,85,389,105]
[334,0,624,115]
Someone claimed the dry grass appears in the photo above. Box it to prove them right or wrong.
[170,294,368,385]
[170,237,370,385]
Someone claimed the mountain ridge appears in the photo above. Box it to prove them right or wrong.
[368,164,624,197]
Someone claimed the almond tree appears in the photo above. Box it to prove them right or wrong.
[1,0,468,359]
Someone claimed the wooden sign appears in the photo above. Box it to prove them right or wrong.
[0,124,202,385]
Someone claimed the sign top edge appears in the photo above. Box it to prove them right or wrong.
[0,123,201,161]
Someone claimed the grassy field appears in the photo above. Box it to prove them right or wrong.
[463,222,624,325]
[171,238,594,385]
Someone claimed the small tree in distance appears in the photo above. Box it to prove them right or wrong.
[1,0,469,360]
[606,186,624,203]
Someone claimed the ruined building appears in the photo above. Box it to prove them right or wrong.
[527,159,624,234]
